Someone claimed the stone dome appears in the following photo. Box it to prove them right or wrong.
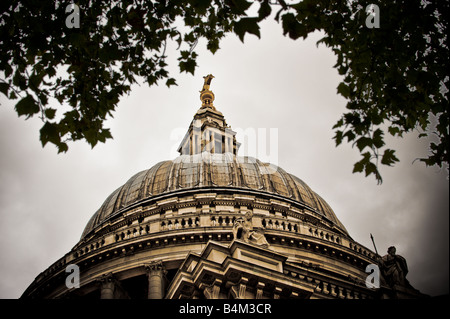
[82,152,348,239]
[23,75,427,300]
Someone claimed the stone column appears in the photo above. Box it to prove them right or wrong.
[97,272,129,299]
[146,261,166,299]
[98,273,116,299]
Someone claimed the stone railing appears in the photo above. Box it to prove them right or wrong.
[160,216,200,231]
[260,217,343,247]
[73,212,373,265]
[210,215,236,227]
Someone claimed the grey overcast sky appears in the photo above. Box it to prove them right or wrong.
[0,12,448,299]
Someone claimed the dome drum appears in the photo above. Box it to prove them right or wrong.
[26,222,377,299]
[23,181,379,299]
[81,188,347,246]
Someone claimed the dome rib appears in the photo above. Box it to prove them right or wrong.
[139,161,164,198]
[279,167,301,201]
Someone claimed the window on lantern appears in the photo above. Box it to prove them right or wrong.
[203,130,213,153]
[226,137,232,153]
[214,133,222,153]
[182,140,190,155]
[194,135,199,154]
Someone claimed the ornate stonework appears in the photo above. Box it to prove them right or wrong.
[21,76,426,300]
[200,74,216,109]
[233,211,270,248]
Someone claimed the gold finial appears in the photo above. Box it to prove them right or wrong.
[200,74,215,109]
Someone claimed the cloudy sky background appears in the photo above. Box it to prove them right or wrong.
[1,13,448,298]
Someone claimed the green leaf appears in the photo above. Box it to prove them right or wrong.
[343,130,356,142]
[334,130,343,146]
[281,13,306,40]
[388,126,401,136]
[372,128,385,149]
[0,82,9,96]
[274,7,284,22]
[98,128,113,143]
[337,82,350,98]
[364,161,379,178]
[381,149,399,166]
[44,108,57,120]
[332,118,344,129]
[190,0,212,15]
[57,142,69,154]
[258,0,272,21]
[179,58,197,75]
[165,78,177,87]
[353,152,371,173]
[207,38,220,54]
[39,121,60,147]
[15,95,39,118]
[226,0,252,14]
[180,50,190,59]
[84,129,99,148]
[352,151,383,184]
[3,64,12,78]
[29,71,45,90]
[355,136,372,152]
[234,18,261,42]
[12,71,27,90]
[353,160,365,173]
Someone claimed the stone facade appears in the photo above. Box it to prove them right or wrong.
[21,75,425,300]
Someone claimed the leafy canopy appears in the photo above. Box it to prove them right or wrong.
[1,0,448,184]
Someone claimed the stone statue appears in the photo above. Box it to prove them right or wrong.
[233,211,269,248]
[201,74,214,92]
[378,246,410,288]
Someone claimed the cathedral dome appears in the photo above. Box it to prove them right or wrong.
[27,74,418,300]
[81,153,348,239]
